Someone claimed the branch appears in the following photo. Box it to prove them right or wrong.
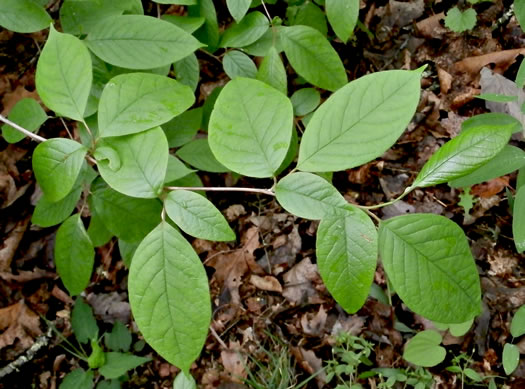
[165,186,275,196]
[0,114,47,142]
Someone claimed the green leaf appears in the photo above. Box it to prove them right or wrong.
[256,46,288,95]
[168,172,206,196]
[90,180,162,242]
[411,122,513,188]
[71,297,98,344]
[476,93,518,103]
[449,145,525,188]
[511,305,525,337]
[444,7,476,33]
[276,127,299,175]
[176,138,229,173]
[243,27,283,57]
[403,330,446,367]
[105,321,132,352]
[96,380,120,389]
[462,112,522,134]
[165,190,235,241]
[98,73,195,137]
[288,2,328,36]
[59,368,94,389]
[36,25,92,121]
[513,187,525,253]
[516,0,525,33]
[281,25,346,91]
[208,77,293,177]
[516,58,525,88]
[55,214,94,296]
[173,371,197,389]
[223,51,257,79]
[202,87,223,131]
[0,0,51,33]
[503,343,520,375]
[188,0,219,52]
[275,172,348,220]
[379,214,481,323]
[128,222,211,371]
[99,352,150,379]
[1,98,48,143]
[162,15,205,34]
[220,11,269,48]
[165,155,195,184]
[33,139,88,202]
[227,0,251,22]
[85,15,203,69]
[154,0,196,4]
[163,108,202,148]
[96,127,169,198]
[87,204,114,247]
[118,239,139,268]
[174,53,200,92]
[88,339,106,369]
[326,0,359,43]
[297,69,421,172]
[449,318,474,337]
[291,88,320,116]
[32,180,83,228]
[316,209,378,313]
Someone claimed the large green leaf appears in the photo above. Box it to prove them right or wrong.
[516,0,525,33]
[513,187,525,253]
[36,25,92,121]
[280,25,346,91]
[275,172,348,219]
[0,0,51,33]
[32,139,88,202]
[208,77,293,177]
[85,15,203,69]
[288,1,327,36]
[461,112,522,134]
[226,0,251,22]
[164,155,196,184]
[174,53,200,92]
[378,214,481,323]
[95,127,168,198]
[297,69,422,172]
[449,145,525,188]
[98,73,194,137]
[1,98,48,143]
[317,209,378,313]
[90,180,162,242]
[220,11,269,48]
[326,0,359,43]
[165,190,235,241]
[55,214,95,296]
[176,138,229,173]
[188,0,219,52]
[128,222,211,372]
[411,123,513,188]
[162,15,205,34]
[256,47,288,95]
[99,352,151,379]
[223,51,257,79]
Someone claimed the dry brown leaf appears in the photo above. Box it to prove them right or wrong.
[455,48,525,75]
[220,341,247,382]
[249,274,282,293]
[291,347,326,386]
[0,268,55,282]
[416,12,446,39]
[471,177,509,198]
[282,258,322,305]
[85,291,130,324]
[1,86,39,116]
[0,300,42,350]
[0,215,30,271]
[437,66,453,94]
[300,306,328,337]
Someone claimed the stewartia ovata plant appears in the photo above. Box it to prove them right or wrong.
[1,0,524,384]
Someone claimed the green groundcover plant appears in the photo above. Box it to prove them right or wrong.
[1,0,525,386]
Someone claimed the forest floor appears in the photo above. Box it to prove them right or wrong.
[1,0,525,388]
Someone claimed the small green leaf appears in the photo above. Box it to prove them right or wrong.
[223,50,258,79]
[71,298,98,344]
[458,188,475,215]
[476,93,518,103]
[243,27,284,57]
[317,209,378,313]
[220,11,269,48]
[98,352,150,379]
[403,330,446,367]
[105,321,132,352]
[208,77,293,177]
[118,239,139,268]
[55,214,95,296]
[444,7,476,33]
[162,15,205,34]
[516,58,525,88]
[511,305,525,338]
[174,53,200,92]
[281,25,347,91]
[59,368,94,389]
[226,0,251,22]
[464,368,483,382]
[36,25,92,121]
[85,15,203,69]
[2,98,48,143]
[379,214,481,323]
[291,88,320,116]
[326,0,359,43]
[447,318,473,337]
[95,380,120,389]
[163,108,202,148]
[128,222,211,371]
[513,187,525,253]
[173,371,197,389]
[275,172,348,220]
[0,0,51,33]
[87,206,114,248]
[288,2,328,36]
[98,73,195,137]
[188,0,220,52]
[176,138,230,173]
[256,46,288,95]
[297,69,421,172]
[165,155,196,184]
[165,190,235,241]
[503,343,520,375]
[96,127,169,198]
[87,339,106,369]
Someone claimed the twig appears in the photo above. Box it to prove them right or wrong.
[165,186,275,196]
[210,326,228,349]
[0,114,46,142]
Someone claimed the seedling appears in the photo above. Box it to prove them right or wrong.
[502,305,525,375]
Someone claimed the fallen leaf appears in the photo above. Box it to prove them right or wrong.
[291,347,326,386]
[282,258,322,305]
[416,12,447,39]
[0,215,30,271]
[300,306,328,337]
[455,48,525,76]
[471,177,509,198]
[0,300,42,350]
[85,291,130,324]
[376,0,425,42]
[220,341,247,382]
[249,275,282,293]
[437,66,453,94]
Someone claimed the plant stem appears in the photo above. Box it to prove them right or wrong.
[260,0,273,24]
[357,187,413,210]
[0,114,47,142]
[165,186,275,196]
